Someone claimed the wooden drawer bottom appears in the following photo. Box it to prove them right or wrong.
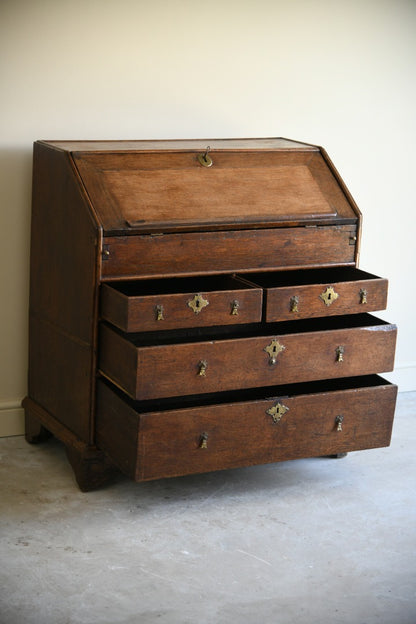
[96,376,397,482]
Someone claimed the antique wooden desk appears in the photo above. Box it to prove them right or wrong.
[23,138,397,491]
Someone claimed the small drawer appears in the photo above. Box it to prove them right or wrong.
[98,314,397,400]
[96,376,397,482]
[100,275,262,332]
[244,268,388,322]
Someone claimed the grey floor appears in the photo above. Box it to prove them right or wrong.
[0,393,415,624]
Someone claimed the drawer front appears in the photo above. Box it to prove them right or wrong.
[246,268,388,321]
[96,378,397,481]
[100,276,262,332]
[101,225,357,279]
[99,316,397,400]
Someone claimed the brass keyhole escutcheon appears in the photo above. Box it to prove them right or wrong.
[335,415,344,432]
[360,288,368,304]
[199,432,208,449]
[320,286,339,307]
[155,304,164,321]
[198,360,207,376]
[231,300,240,316]
[188,293,209,314]
[267,401,289,424]
[290,295,299,313]
[336,346,345,362]
[264,339,285,365]
[198,146,213,168]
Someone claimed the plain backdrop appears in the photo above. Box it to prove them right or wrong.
[1,0,415,435]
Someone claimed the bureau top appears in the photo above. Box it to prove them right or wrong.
[37,137,315,152]
[34,138,360,235]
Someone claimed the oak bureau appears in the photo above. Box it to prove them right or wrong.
[23,138,398,491]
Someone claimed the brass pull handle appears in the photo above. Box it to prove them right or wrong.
[199,432,208,449]
[336,346,345,362]
[335,415,344,432]
[231,300,240,316]
[188,293,209,314]
[264,339,285,365]
[155,304,164,321]
[290,295,299,313]
[198,146,213,168]
[198,360,207,376]
[360,288,367,304]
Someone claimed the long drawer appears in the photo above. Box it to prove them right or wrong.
[96,376,398,482]
[101,225,357,279]
[99,314,397,400]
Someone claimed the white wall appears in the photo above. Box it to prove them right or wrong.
[1,0,415,435]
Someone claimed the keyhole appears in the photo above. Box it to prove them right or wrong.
[196,299,200,308]
[328,292,332,300]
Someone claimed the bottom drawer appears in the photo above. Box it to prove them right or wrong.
[96,376,397,482]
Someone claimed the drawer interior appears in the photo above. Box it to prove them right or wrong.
[111,313,393,347]
[100,374,396,414]
[103,274,258,297]
[240,267,382,287]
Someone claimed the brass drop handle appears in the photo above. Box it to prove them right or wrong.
[360,288,368,304]
[335,415,344,432]
[198,360,207,376]
[290,295,299,313]
[155,304,164,321]
[199,432,208,449]
[231,300,240,315]
[336,346,345,362]
[264,339,285,365]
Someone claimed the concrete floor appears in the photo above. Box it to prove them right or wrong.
[0,392,415,624]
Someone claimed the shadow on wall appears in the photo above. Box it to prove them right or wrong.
[0,146,34,404]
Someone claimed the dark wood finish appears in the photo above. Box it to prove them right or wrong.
[22,397,116,491]
[27,142,100,442]
[99,315,397,400]
[96,378,397,481]
[246,268,388,321]
[100,275,262,332]
[101,226,357,280]
[23,138,397,491]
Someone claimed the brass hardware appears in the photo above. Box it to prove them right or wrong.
[264,339,285,365]
[335,415,344,432]
[231,300,240,316]
[188,293,209,314]
[360,288,368,304]
[267,402,289,424]
[198,146,213,168]
[199,432,208,449]
[290,295,299,313]
[320,286,339,307]
[198,360,207,376]
[155,304,164,321]
[102,247,110,259]
[336,346,345,362]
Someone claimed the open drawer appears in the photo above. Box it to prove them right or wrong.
[100,275,262,332]
[242,267,388,322]
[96,376,398,482]
[99,314,397,400]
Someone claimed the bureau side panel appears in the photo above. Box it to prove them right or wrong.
[27,143,100,442]
[101,225,357,279]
